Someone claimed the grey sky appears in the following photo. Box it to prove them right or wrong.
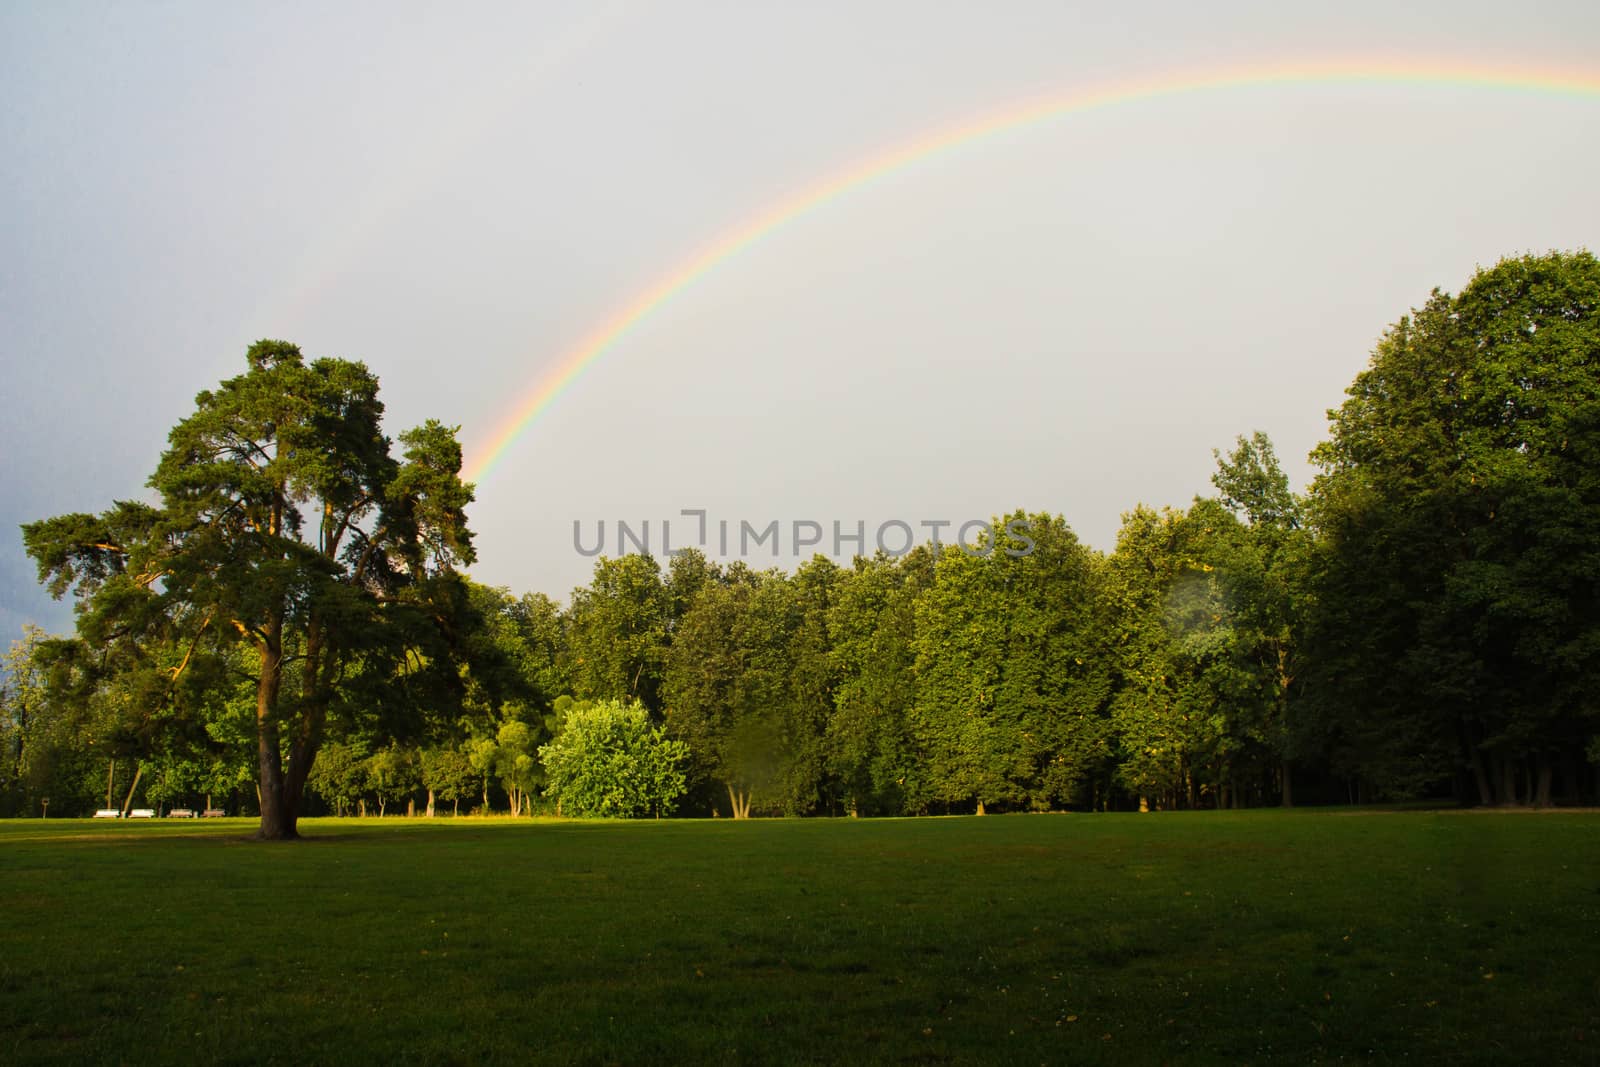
[4,1,1598,639]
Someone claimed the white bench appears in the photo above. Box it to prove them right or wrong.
[93,809,121,819]
[201,809,226,818]
[167,808,196,818]
[128,809,156,818]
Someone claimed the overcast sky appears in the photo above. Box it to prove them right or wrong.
[4,1,1598,640]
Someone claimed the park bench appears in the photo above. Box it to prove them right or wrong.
[201,809,226,818]
[128,808,156,818]
[167,808,195,818]
[92,809,120,819]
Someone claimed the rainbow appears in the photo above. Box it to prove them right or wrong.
[463,56,1600,484]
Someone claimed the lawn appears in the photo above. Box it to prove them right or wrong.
[1,811,1596,1065]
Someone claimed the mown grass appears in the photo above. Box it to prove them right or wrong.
[1,811,1597,1065]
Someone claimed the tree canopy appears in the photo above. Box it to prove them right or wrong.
[538,699,689,818]
[1307,251,1600,805]
[13,252,1600,823]
[23,340,475,838]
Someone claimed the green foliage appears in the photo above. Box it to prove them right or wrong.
[364,744,420,815]
[22,340,475,837]
[564,555,669,712]
[1105,500,1288,809]
[419,746,476,810]
[825,551,929,816]
[662,560,838,817]
[0,625,78,815]
[661,567,760,814]
[307,740,369,816]
[493,719,540,816]
[14,252,1600,820]
[458,582,556,725]
[1307,251,1600,803]
[1214,431,1302,531]
[538,699,689,817]
[464,734,500,812]
[910,514,1110,813]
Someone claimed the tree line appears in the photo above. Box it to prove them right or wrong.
[4,252,1599,832]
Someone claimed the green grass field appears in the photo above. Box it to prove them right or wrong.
[2,811,1597,1065]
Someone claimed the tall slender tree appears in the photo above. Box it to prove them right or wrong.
[1212,432,1311,805]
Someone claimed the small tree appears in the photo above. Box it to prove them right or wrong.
[365,744,419,817]
[539,700,689,818]
[465,735,499,813]
[419,746,475,816]
[307,740,368,816]
[493,720,541,816]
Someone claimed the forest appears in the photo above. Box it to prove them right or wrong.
[5,251,1599,830]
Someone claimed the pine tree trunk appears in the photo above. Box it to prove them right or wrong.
[106,758,116,811]
[426,789,435,818]
[254,625,298,840]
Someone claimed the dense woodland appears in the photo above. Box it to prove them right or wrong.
[5,252,1599,828]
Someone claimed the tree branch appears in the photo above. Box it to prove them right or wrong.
[167,607,216,685]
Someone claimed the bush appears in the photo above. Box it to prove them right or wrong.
[538,700,689,818]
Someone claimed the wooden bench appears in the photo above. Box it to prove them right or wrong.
[167,808,196,818]
[200,809,227,818]
[92,809,121,819]
[128,808,156,818]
